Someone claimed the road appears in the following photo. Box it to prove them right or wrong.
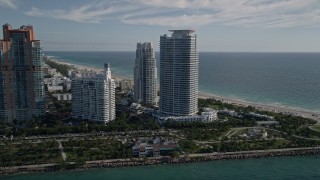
[57,140,67,161]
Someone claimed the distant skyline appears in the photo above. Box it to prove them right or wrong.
[1,0,320,52]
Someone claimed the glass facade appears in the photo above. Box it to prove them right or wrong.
[0,24,45,123]
[160,30,199,116]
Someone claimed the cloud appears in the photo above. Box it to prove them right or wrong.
[130,0,320,28]
[24,0,320,28]
[0,0,17,9]
[134,0,215,9]
[122,14,216,27]
[26,1,139,23]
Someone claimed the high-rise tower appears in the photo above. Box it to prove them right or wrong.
[134,42,157,106]
[160,30,199,116]
[0,24,45,123]
[71,63,115,123]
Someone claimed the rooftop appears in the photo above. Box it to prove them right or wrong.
[169,30,195,33]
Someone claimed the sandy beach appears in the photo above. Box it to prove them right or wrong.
[48,57,132,82]
[198,93,320,122]
[48,57,320,123]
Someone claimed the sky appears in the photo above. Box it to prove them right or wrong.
[1,0,320,52]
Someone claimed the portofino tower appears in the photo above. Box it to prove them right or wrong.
[0,24,45,123]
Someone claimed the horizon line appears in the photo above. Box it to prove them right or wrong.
[43,50,320,53]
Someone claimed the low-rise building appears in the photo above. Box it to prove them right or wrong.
[130,103,142,110]
[201,111,218,122]
[52,93,72,101]
[43,65,49,75]
[132,138,179,157]
[246,112,274,120]
[63,78,72,91]
[48,68,57,75]
[118,79,134,92]
[219,109,241,117]
[44,65,72,92]
[69,69,97,79]
[47,85,63,92]
[158,110,218,123]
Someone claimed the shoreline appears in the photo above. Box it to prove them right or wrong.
[2,147,320,176]
[48,57,133,82]
[47,57,320,122]
[198,92,320,122]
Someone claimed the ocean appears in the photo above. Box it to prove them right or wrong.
[44,51,320,112]
[3,155,320,179]
[3,52,319,178]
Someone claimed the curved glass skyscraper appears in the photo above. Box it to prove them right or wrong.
[134,42,157,106]
[160,30,199,116]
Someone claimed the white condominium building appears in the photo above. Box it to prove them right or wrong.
[134,42,158,106]
[72,63,115,123]
[160,30,199,116]
[160,110,218,123]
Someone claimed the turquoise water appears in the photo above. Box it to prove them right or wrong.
[45,51,320,112]
[3,156,320,179]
